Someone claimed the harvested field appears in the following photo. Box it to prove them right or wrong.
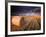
[11,16,41,31]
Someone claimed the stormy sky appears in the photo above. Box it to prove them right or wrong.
[11,6,41,16]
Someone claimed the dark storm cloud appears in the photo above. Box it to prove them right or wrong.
[11,6,41,16]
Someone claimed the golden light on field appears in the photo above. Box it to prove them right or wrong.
[11,16,41,31]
